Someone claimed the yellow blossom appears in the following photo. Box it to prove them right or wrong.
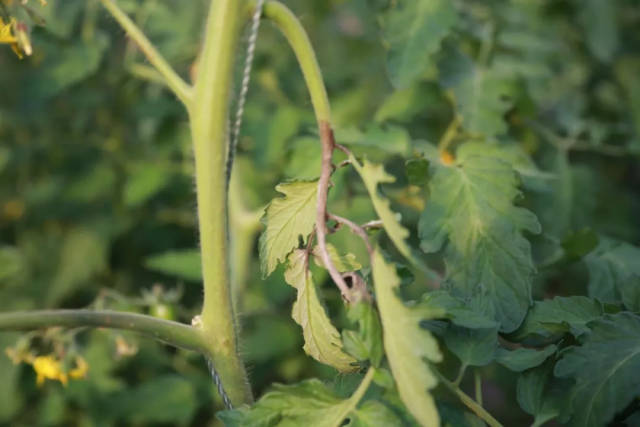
[32,355,68,386]
[68,356,89,379]
[0,17,17,44]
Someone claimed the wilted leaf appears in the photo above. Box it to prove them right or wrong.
[312,243,362,273]
[555,313,640,427]
[259,181,318,277]
[351,156,431,274]
[372,249,441,426]
[419,143,541,332]
[284,250,357,372]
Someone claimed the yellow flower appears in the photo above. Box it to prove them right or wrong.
[69,356,89,380]
[32,355,68,386]
[0,17,17,45]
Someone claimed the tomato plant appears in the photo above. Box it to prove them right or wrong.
[1,0,639,426]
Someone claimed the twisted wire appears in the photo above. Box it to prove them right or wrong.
[207,357,233,410]
[225,0,265,188]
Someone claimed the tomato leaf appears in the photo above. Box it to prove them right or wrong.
[259,181,318,277]
[419,143,541,332]
[382,0,457,88]
[372,249,441,426]
[284,249,357,372]
[555,313,640,427]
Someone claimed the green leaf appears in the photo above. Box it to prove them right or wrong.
[580,0,619,62]
[284,249,357,372]
[342,302,384,366]
[218,379,359,427]
[585,238,640,311]
[372,249,442,426]
[0,246,24,285]
[334,125,411,157]
[144,249,202,282]
[382,0,457,88]
[443,326,498,367]
[421,290,498,330]
[440,52,514,138]
[517,362,570,427]
[48,227,107,305]
[351,156,431,275]
[110,375,197,424]
[419,143,541,332]
[259,181,318,277]
[25,35,109,100]
[555,313,640,427]
[495,345,557,372]
[124,161,172,207]
[312,243,362,273]
[347,400,402,426]
[510,296,604,343]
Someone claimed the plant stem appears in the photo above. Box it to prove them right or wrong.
[190,0,251,406]
[256,1,352,300]
[0,310,207,353]
[438,113,461,153]
[99,0,192,106]
[435,370,503,427]
[454,362,468,386]
[333,367,376,427]
[475,370,483,406]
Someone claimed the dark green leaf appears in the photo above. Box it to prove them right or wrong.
[495,345,557,372]
[510,296,604,343]
[419,143,541,332]
[555,313,640,427]
[585,238,640,311]
[382,0,457,88]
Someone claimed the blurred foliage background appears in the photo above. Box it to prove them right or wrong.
[1,0,639,425]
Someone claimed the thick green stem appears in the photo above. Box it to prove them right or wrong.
[99,0,192,106]
[0,310,207,353]
[190,0,251,405]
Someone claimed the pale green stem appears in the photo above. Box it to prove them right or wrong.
[0,310,207,353]
[99,0,192,106]
[190,0,251,405]
[332,367,376,427]
[256,1,331,123]
[435,370,503,427]
[475,370,483,406]
[454,362,468,386]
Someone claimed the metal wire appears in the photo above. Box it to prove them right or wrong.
[207,357,233,409]
[225,0,265,188]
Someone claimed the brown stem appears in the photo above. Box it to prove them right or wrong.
[328,213,373,256]
[316,122,352,302]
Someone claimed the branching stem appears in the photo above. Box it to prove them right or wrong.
[99,0,192,106]
[435,370,503,427]
[257,1,352,301]
[0,310,207,353]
